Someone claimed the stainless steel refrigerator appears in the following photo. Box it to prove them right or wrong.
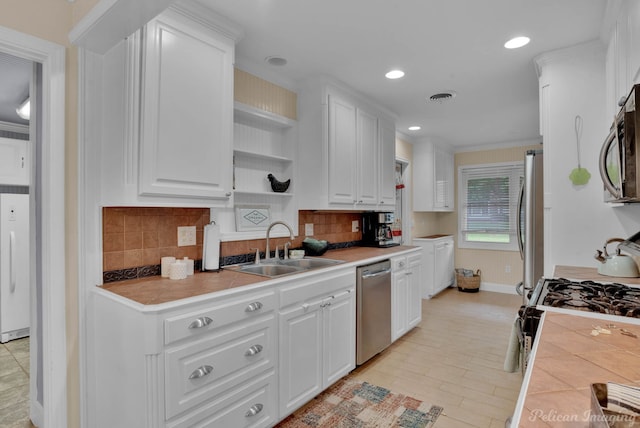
[516,150,544,304]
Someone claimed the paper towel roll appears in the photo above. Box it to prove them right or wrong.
[203,222,220,271]
[161,256,176,277]
[183,257,194,276]
[169,261,187,280]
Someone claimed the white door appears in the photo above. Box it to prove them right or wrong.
[434,239,454,294]
[407,253,422,329]
[139,12,233,199]
[322,290,355,387]
[327,95,357,204]
[278,301,323,418]
[0,194,30,342]
[356,108,378,205]
[378,120,396,207]
[391,267,407,341]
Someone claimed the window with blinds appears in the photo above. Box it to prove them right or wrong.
[458,162,524,250]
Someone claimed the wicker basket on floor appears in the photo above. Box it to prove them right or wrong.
[456,269,481,293]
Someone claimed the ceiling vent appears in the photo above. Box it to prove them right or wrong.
[428,91,457,103]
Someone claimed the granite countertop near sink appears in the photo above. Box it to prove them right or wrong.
[100,245,418,305]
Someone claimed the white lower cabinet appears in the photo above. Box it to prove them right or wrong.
[413,236,454,298]
[90,287,278,428]
[391,249,423,342]
[89,266,356,427]
[164,315,275,418]
[278,268,355,419]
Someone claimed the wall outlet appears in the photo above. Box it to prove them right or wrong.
[505,265,511,273]
[177,226,196,246]
[352,220,359,232]
[305,223,314,236]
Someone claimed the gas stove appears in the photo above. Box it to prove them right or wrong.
[516,277,640,373]
[533,277,640,316]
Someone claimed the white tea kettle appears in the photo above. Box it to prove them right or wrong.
[594,238,640,277]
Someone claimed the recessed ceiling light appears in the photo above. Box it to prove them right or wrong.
[408,126,421,131]
[265,56,287,66]
[385,70,405,79]
[504,36,530,49]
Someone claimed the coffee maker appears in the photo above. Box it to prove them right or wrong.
[361,212,399,247]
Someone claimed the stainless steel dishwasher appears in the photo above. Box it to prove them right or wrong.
[356,259,392,365]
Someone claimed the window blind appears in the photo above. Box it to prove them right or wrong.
[460,163,523,239]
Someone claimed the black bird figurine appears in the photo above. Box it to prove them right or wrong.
[267,174,290,192]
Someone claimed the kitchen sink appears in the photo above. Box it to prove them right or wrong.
[226,257,344,278]
[278,258,344,269]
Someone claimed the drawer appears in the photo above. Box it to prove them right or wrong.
[165,315,276,418]
[166,370,276,428]
[164,290,276,345]
[279,269,354,308]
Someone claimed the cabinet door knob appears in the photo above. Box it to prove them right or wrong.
[188,316,213,329]
[225,192,232,197]
[188,365,213,380]
[245,301,263,312]
[245,403,263,417]
[244,344,263,357]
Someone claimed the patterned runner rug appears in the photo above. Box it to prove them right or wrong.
[277,378,443,428]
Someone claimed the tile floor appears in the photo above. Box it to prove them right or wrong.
[350,288,523,427]
[0,336,33,427]
[0,288,523,428]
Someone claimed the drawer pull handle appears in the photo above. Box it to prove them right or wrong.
[245,301,263,312]
[244,344,263,357]
[188,365,213,380]
[245,403,263,417]
[188,317,213,329]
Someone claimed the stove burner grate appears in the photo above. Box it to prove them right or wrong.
[539,278,640,316]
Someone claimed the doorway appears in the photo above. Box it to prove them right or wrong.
[0,51,34,427]
[0,25,67,427]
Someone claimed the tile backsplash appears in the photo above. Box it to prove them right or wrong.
[102,207,363,282]
[102,207,210,272]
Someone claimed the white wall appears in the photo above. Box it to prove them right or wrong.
[536,41,640,273]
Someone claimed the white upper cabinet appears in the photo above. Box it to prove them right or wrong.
[327,94,358,204]
[138,8,235,200]
[99,4,242,206]
[378,118,397,207]
[604,1,640,116]
[355,108,379,205]
[413,142,454,212]
[298,80,396,210]
[0,137,29,186]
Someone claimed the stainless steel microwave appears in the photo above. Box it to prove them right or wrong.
[599,84,640,203]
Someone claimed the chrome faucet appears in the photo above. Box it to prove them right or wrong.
[265,221,295,261]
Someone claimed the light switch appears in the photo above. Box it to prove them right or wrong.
[177,226,196,246]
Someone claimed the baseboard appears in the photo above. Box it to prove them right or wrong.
[479,281,519,295]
